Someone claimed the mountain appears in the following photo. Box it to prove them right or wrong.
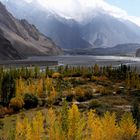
[1,0,140,51]
[0,2,62,60]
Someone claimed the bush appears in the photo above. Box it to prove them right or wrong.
[99,87,112,95]
[69,78,86,86]
[0,120,4,129]
[24,93,38,109]
[91,76,108,82]
[89,100,102,109]
[75,87,93,102]
[83,88,93,99]
[66,94,74,102]
[0,107,7,118]
[52,72,61,78]
[9,96,24,112]
[82,73,92,79]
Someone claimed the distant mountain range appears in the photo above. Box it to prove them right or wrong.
[66,43,140,56]
[1,0,140,52]
[0,2,62,60]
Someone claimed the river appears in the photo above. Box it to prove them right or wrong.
[28,55,140,67]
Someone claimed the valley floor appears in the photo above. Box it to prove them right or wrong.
[0,63,140,139]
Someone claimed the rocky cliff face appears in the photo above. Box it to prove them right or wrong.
[0,2,62,60]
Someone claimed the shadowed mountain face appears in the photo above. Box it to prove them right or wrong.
[2,0,140,51]
[0,31,21,60]
[0,2,62,60]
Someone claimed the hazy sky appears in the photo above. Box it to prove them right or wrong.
[36,0,140,26]
[1,0,140,26]
[5,0,140,17]
[106,0,140,17]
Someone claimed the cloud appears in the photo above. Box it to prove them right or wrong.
[3,0,140,26]
[23,0,33,3]
[127,16,140,27]
[36,0,119,21]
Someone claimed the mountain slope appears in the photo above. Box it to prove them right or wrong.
[0,2,62,60]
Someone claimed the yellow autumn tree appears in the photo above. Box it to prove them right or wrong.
[16,77,25,96]
[48,87,57,103]
[15,117,24,140]
[101,112,118,140]
[27,82,36,95]
[32,112,44,140]
[86,110,103,140]
[45,76,53,96]
[118,113,137,140]
[67,104,85,140]
[46,108,57,140]
[36,79,43,97]
[13,104,140,140]
[15,117,32,140]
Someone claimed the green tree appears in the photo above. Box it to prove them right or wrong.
[1,73,16,105]
[61,98,69,135]
[34,66,40,78]
[93,64,99,76]
[131,100,140,129]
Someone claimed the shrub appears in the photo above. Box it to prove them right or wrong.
[24,93,38,109]
[75,87,93,102]
[91,76,108,83]
[52,72,61,78]
[0,107,7,118]
[99,87,112,95]
[62,90,74,102]
[69,78,86,86]
[89,100,101,109]
[66,94,74,102]
[91,76,98,82]
[9,96,24,111]
[82,73,92,79]
[0,120,4,129]
[83,88,93,99]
